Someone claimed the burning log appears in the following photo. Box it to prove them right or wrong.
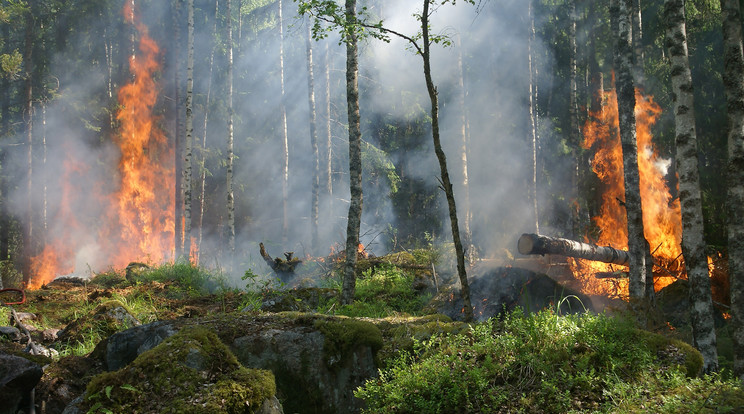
[594,271,629,279]
[259,243,302,276]
[517,233,630,266]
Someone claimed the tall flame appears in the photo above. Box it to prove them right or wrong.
[27,4,174,288]
[572,87,682,298]
[105,1,174,266]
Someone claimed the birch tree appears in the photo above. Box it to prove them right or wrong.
[720,0,744,382]
[278,0,290,245]
[173,0,184,259]
[183,0,195,260]
[528,0,540,235]
[611,0,654,322]
[664,0,718,373]
[197,0,219,262]
[306,20,320,252]
[455,34,474,261]
[226,0,236,259]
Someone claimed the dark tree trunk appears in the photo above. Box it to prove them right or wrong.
[22,2,35,285]
[721,0,744,382]
[421,0,473,322]
[341,0,363,306]
[612,0,655,322]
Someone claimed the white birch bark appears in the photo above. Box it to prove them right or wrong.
[278,0,289,246]
[182,0,194,260]
[226,0,236,258]
[664,0,718,372]
[306,21,320,252]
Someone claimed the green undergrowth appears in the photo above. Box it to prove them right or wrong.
[332,261,432,318]
[356,309,743,413]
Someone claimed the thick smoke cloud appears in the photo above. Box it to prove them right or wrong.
[5,0,555,285]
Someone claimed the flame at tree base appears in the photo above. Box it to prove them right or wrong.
[27,3,174,289]
[574,86,682,299]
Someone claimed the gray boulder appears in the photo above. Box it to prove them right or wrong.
[95,313,382,414]
[94,320,177,370]
[0,352,43,414]
[434,266,594,321]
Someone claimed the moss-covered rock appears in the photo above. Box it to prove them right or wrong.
[635,329,704,377]
[81,326,276,413]
[313,317,383,369]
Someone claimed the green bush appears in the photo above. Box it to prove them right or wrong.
[356,309,743,413]
[336,264,430,318]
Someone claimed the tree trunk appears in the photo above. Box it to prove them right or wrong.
[421,0,473,322]
[663,0,718,374]
[278,0,289,246]
[455,34,474,261]
[341,0,362,306]
[22,2,34,285]
[612,0,655,322]
[173,0,184,259]
[632,0,644,84]
[182,0,195,261]
[528,0,540,235]
[197,0,219,263]
[720,0,744,382]
[518,233,631,266]
[324,39,334,228]
[568,0,580,236]
[306,20,320,252]
[226,0,236,259]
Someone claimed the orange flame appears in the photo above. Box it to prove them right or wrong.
[105,2,174,266]
[27,4,174,288]
[572,86,682,298]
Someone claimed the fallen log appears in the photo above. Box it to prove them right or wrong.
[517,233,630,266]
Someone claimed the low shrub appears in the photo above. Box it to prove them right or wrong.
[356,309,743,413]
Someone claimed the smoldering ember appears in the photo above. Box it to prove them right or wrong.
[0,0,743,413]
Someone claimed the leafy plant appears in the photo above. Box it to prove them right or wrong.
[356,309,742,413]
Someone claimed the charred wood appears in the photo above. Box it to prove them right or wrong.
[259,243,302,275]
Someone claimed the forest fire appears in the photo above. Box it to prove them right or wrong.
[572,87,682,299]
[27,4,174,288]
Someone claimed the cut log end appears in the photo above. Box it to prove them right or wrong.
[517,233,538,255]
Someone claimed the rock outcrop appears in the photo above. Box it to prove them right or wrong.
[92,313,382,414]
[0,351,44,414]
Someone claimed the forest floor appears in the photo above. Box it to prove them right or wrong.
[1,256,744,413]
